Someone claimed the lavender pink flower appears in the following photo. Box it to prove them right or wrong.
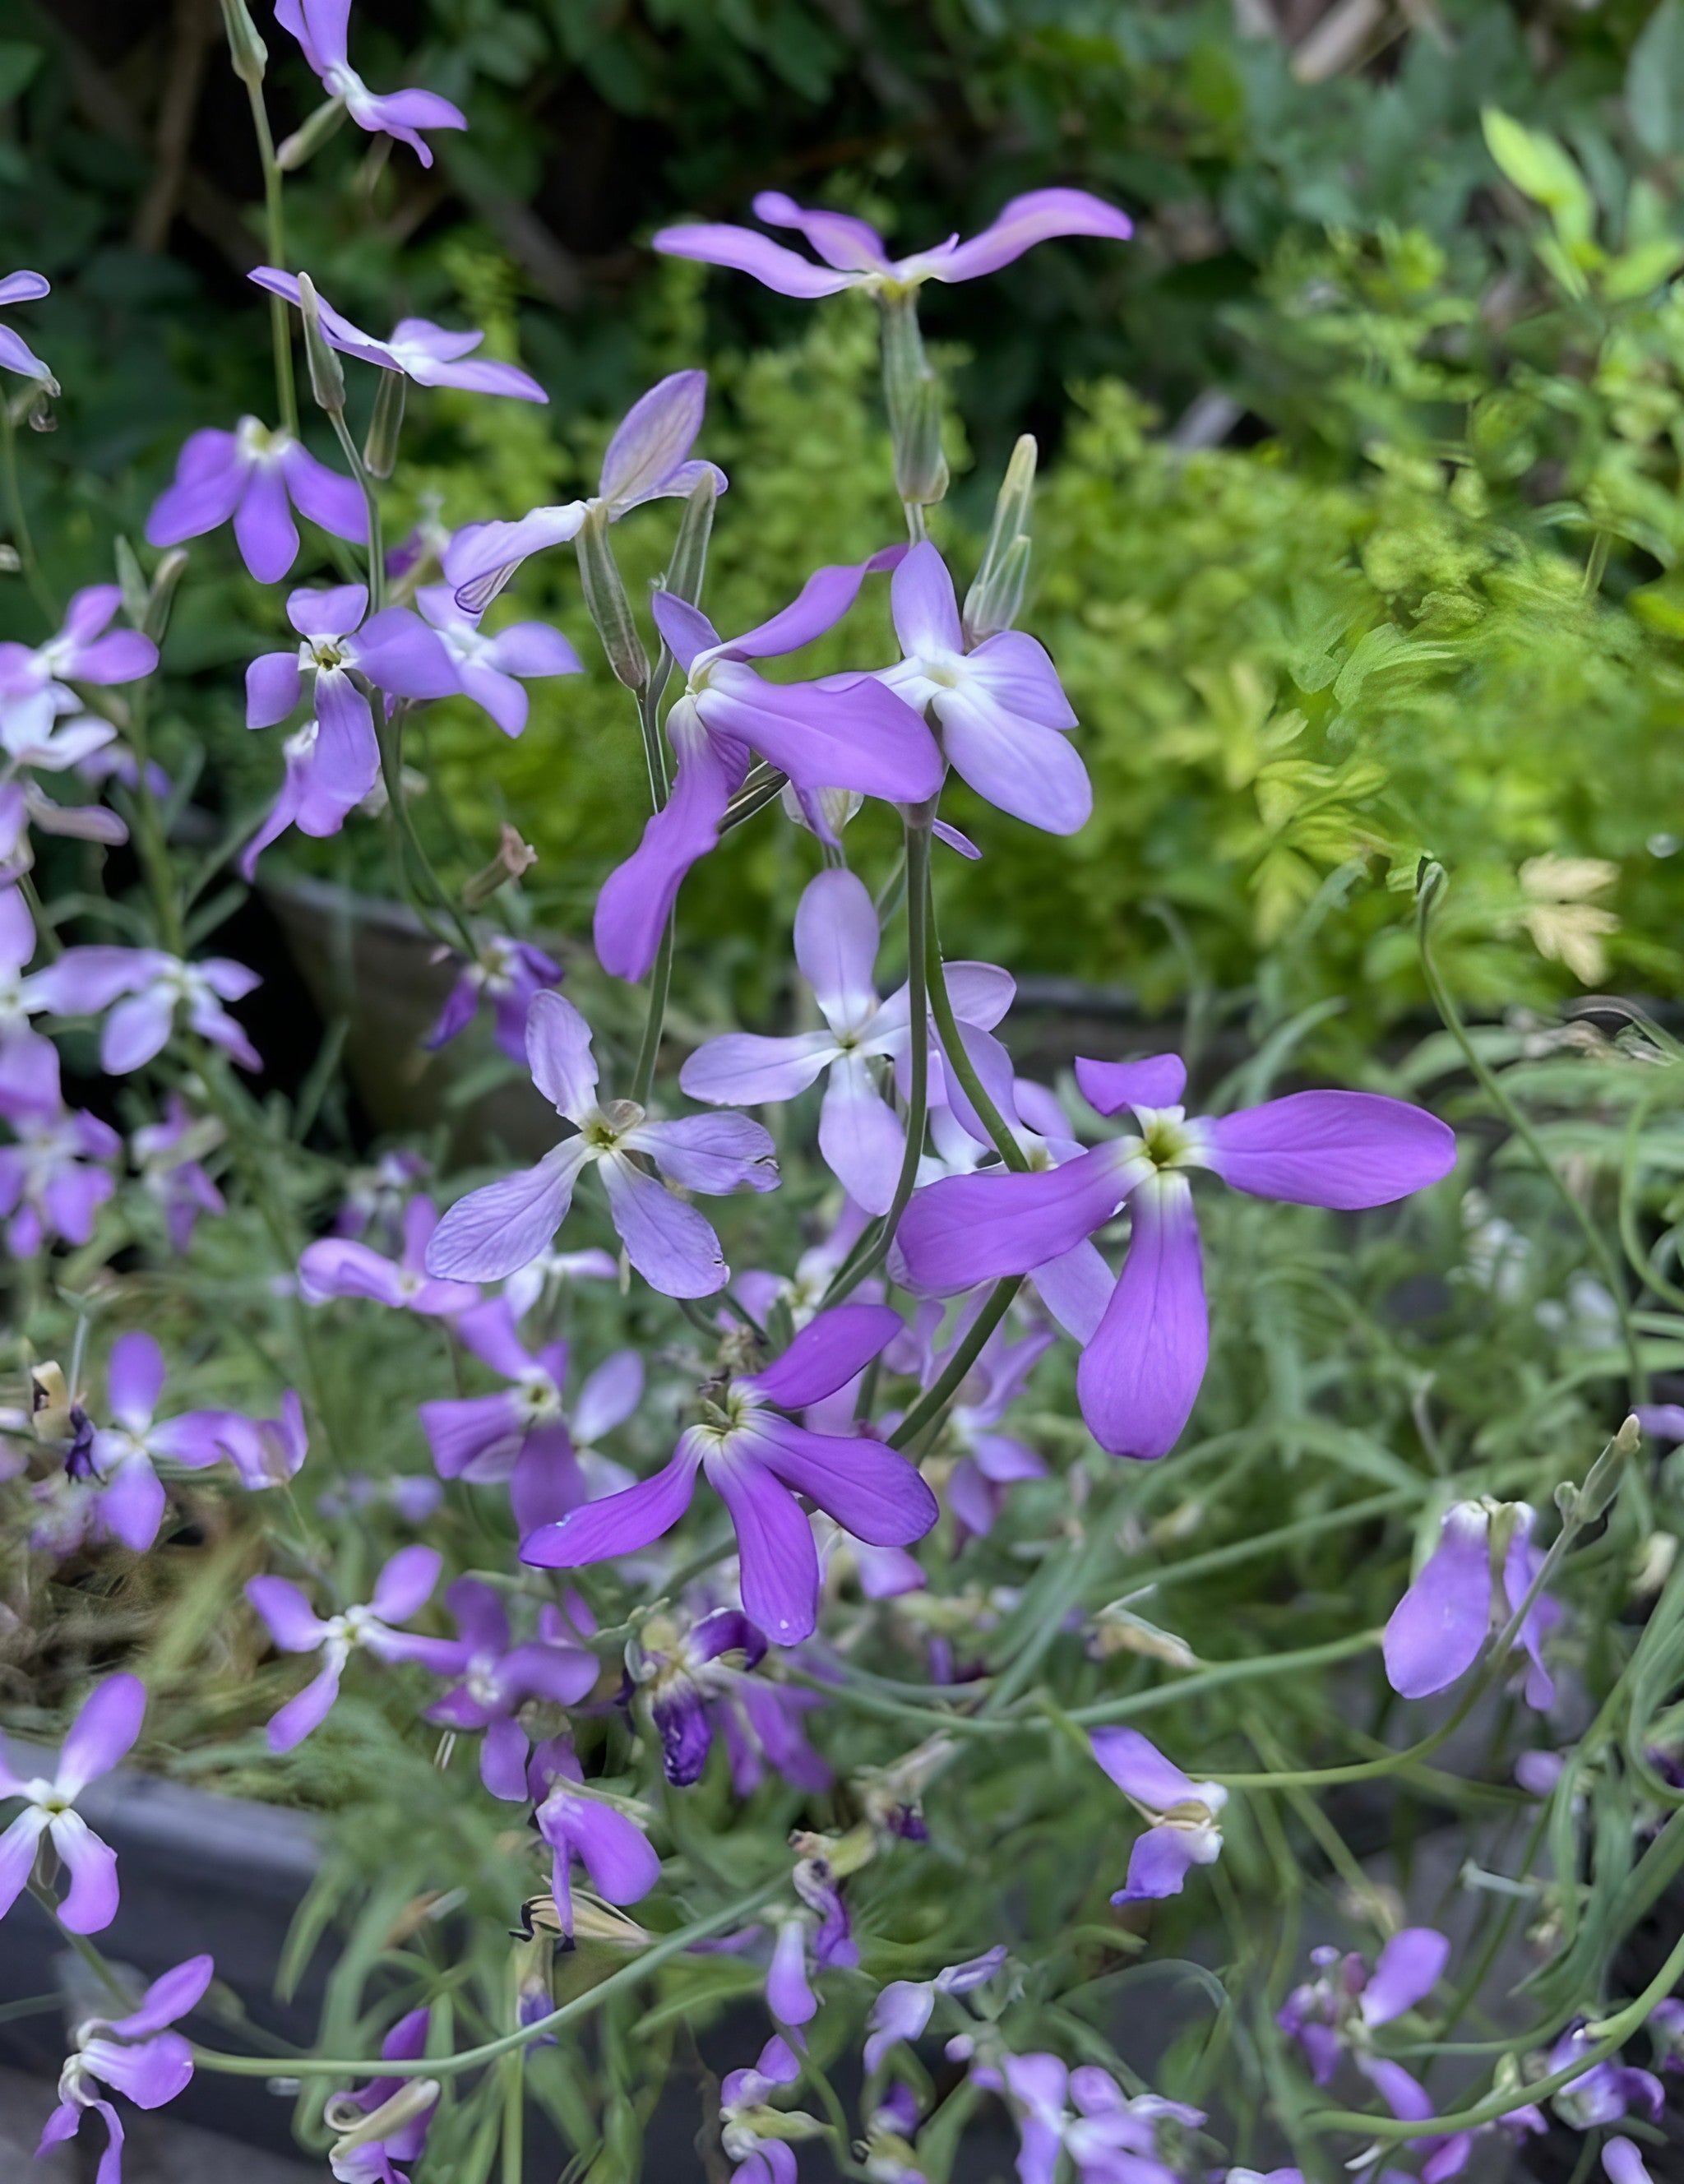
[1278,1928,1450,2117]
[863,1948,1007,2073]
[653,187,1131,300]
[75,1330,239,1550]
[0,268,52,382]
[1382,1499,1560,1710]
[444,370,726,612]
[1089,1727,1228,1903]
[414,583,581,734]
[897,1051,1455,1458]
[521,1303,937,1644]
[425,934,562,1062]
[681,867,1011,1214]
[594,554,943,982]
[0,1037,120,1254]
[301,1194,480,1316]
[247,1545,448,1751]
[971,2052,1202,2184]
[878,543,1090,834]
[0,1673,144,1932]
[146,416,365,581]
[251,270,544,400]
[0,586,157,753]
[30,946,261,1073]
[275,0,466,166]
[423,989,778,1292]
[37,1951,214,2184]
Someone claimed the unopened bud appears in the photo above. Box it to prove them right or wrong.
[217,0,268,84]
[145,549,189,644]
[663,471,716,608]
[362,367,405,480]
[575,504,648,692]
[297,274,345,417]
[1573,1414,1638,1528]
[878,292,948,507]
[276,95,348,173]
[965,434,1037,641]
[326,2078,440,2154]
[114,537,149,631]
[1633,1529,1677,1597]
[462,824,536,909]
[1416,856,1448,914]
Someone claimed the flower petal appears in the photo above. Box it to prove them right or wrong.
[266,1655,345,1751]
[1090,1725,1199,1810]
[650,220,856,298]
[106,1330,164,1432]
[710,1455,821,1645]
[57,1673,146,1796]
[747,1303,904,1408]
[754,1419,938,1548]
[525,990,598,1122]
[599,369,707,509]
[818,1052,905,1215]
[1205,1091,1455,1209]
[424,1141,590,1284]
[1382,1503,1492,1700]
[705,665,941,803]
[891,541,963,655]
[521,1437,702,1567]
[49,1807,121,1932]
[1076,1173,1207,1460]
[370,1543,441,1624]
[1112,1823,1203,1904]
[929,187,1133,283]
[1074,1054,1187,1117]
[593,716,739,982]
[937,684,1092,835]
[1360,1927,1450,2027]
[897,1144,1140,1295]
[679,1029,837,1106]
[796,867,881,1033]
[599,1154,729,1298]
[623,1112,779,1196]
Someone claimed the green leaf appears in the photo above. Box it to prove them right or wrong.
[1481,107,1594,248]
[1601,235,1684,302]
[0,42,41,104]
[1629,0,1684,158]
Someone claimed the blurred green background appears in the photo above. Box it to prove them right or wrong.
[9,0,1684,1047]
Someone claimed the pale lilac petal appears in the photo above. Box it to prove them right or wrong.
[1382,1504,1492,1700]
[1113,1824,1201,1904]
[81,2028,194,2108]
[100,989,174,1074]
[724,548,906,661]
[277,441,367,544]
[1604,2140,1656,2184]
[234,461,298,584]
[747,1304,904,1407]
[754,1419,939,1548]
[0,324,50,381]
[599,1154,729,1298]
[266,1656,344,1751]
[248,271,391,367]
[623,1111,778,1196]
[0,270,49,306]
[444,504,589,615]
[353,608,459,700]
[767,1918,817,2026]
[371,1543,441,1623]
[593,721,739,982]
[57,1673,145,1794]
[525,990,598,1121]
[648,592,721,672]
[557,1797,659,1905]
[969,631,1077,729]
[483,621,583,678]
[456,1297,539,1380]
[1029,1240,1114,1344]
[650,220,856,298]
[937,685,1092,835]
[930,188,1133,283]
[1357,2057,1434,2122]
[795,867,881,1033]
[898,1143,1139,1295]
[1076,1174,1206,1460]
[49,1808,121,1932]
[752,192,890,272]
[705,666,941,804]
[1090,1726,1198,1808]
[679,1029,837,1105]
[298,1238,408,1307]
[246,650,303,729]
[1205,1091,1456,1209]
[96,1458,166,1551]
[599,370,706,509]
[244,1580,325,1660]
[864,1981,935,2073]
[106,1330,164,1432]
[573,1351,643,1443]
[0,1805,49,1918]
[710,1457,821,1645]
[891,541,963,655]
[1360,1928,1450,2026]
[1075,1055,1187,1116]
[146,431,246,548]
[286,581,366,639]
[312,674,382,803]
[71,631,157,686]
[521,1438,702,1566]
[105,1953,215,2040]
[423,1141,590,1284]
[818,1053,905,1215]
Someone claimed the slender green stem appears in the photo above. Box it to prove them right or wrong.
[925,900,1028,1172]
[887,1276,1021,1450]
[193,1880,782,2080]
[500,2050,525,2184]
[0,397,54,622]
[1071,1630,1381,1728]
[635,680,670,809]
[1418,886,1645,1404]
[822,819,932,1307]
[123,682,185,955]
[329,411,385,614]
[373,702,472,954]
[243,79,298,436]
[632,915,676,1108]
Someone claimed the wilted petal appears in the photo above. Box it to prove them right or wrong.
[599,370,706,510]
[444,504,589,615]
[1076,1173,1206,1460]
[1205,1091,1455,1210]
[1382,1503,1492,1700]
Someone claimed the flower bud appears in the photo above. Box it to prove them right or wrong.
[297,273,345,418]
[114,537,149,631]
[217,0,268,86]
[878,293,948,507]
[362,366,406,480]
[326,2078,440,2154]
[144,549,190,645]
[965,434,1037,641]
[277,95,349,173]
[663,471,716,608]
[576,503,649,692]
[461,824,537,909]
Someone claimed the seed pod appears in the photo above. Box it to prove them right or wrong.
[297,273,345,418]
[576,504,649,692]
[878,292,948,507]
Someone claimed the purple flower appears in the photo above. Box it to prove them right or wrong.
[246,1545,447,1751]
[0,881,58,1066]
[1603,2142,1657,2184]
[1278,1929,1449,2116]
[426,933,562,1063]
[1089,1728,1227,1904]
[0,1673,143,1932]
[300,1192,481,1316]
[0,675,132,855]
[326,2007,438,2184]
[275,0,466,166]
[633,1607,830,1793]
[877,544,1089,835]
[0,586,157,752]
[525,1733,660,1942]
[250,269,544,400]
[206,1391,310,1492]
[972,2052,1202,2184]
[0,1038,120,1254]
[412,582,581,735]
[721,2035,809,2184]
[653,187,1131,300]
[146,416,365,582]
[238,713,370,876]
[30,945,261,1073]
[898,1052,1455,1459]
[927,1317,1050,1540]
[0,269,52,383]
[246,582,459,831]
[1382,1499,1560,1710]
[73,1330,237,1550]
[502,1241,620,1321]
[423,989,778,1292]
[864,1948,1006,2073]
[682,868,1011,1214]
[523,1303,937,1645]
[594,554,943,983]
[444,370,727,612]
[333,1149,430,1242]
[132,1094,226,1252]
[36,1952,215,2184]
[1547,2021,1665,2130]
[423,1578,598,1798]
